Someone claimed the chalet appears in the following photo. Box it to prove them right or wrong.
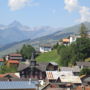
[76,62,90,69]
[18,53,58,80]
[0,58,4,66]
[40,44,52,53]
[6,60,19,67]
[6,53,23,61]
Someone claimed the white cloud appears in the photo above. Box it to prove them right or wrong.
[77,6,90,22]
[64,0,78,12]
[64,0,90,22]
[8,0,37,11]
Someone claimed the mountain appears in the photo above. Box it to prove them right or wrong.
[0,21,61,46]
[0,22,90,57]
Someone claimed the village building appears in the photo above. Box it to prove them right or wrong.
[5,53,23,61]
[58,34,81,46]
[42,71,82,90]
[76,62,90,69]
[42,83,73,90]
[18,53,58,80]
[80,75,90,85]
[6,60,19,67]
[46,71,82,84]
[61,66,80,76]
[62,38,70,45]
[40,44,52,53]
[0,58,4,66]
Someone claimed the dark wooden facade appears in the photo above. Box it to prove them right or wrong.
[20,67,46,80]
[46,63,58,71]
[18,53,58,80]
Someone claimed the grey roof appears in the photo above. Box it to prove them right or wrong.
[0,81,37,89]
[18,61,58,72]
[76,62,90,67]
[82,76,90,82]
[18,62,48,72]
[18,63,29,71]
[61,66,80,72]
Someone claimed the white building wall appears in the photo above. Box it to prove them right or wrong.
[40,47,52,53]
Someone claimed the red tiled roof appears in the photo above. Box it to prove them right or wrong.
[8,60,19,64]
[63,38,70,42]
[0,58,4,62]
[9,54,22,57]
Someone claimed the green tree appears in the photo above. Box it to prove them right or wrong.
[79,68,90,75]
[75,38,90,61]
[85,58,90,62]
[20,44,35,59]
[57,37,90,66]
[80,23,88,38]
[53,43,59,49]
[59,46,71,66]
[0,65,17,74]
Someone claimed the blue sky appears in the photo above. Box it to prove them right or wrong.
[0,0,90,28]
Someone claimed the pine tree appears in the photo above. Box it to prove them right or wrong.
[80,23,88,38]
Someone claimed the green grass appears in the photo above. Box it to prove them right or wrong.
[36,50,60,63]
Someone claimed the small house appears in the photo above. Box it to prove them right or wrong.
[62,38,70,45]
[46,71,82,84]
[6,53,23,61]
[6,60,19,67]
[40,44,52,53]
[76,62,90,69]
